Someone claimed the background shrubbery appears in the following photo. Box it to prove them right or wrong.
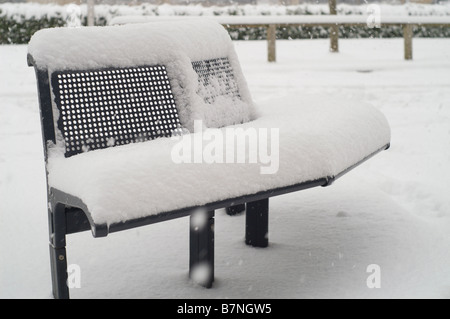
[1,3,449,44]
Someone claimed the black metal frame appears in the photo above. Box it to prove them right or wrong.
[28,54,389,299]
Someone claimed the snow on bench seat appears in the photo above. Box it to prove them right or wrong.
[46,94,390,227]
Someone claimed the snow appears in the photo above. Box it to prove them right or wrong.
[28,20,389,227]
[2,3,450,23]
[109,14,450,26]
[46,95,389,226]
[1,38,450,298]
[28,19,256,132]
[190,262,213,288]
[28,20,231,71]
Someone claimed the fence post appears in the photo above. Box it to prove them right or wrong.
[267,24,277,62]
[87,0,95,27]
[329,0,339,53]
[403,24,413,60]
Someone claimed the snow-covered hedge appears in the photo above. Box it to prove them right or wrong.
[1,2,450,44]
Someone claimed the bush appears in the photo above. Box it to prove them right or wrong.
[1,3,449,45]
[0,13,66,44]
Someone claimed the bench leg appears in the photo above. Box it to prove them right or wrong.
[48,201,69,299]
[245,198,269,248]
[226,203,246,216]
[189,210,214,288]
[49,244,69,299]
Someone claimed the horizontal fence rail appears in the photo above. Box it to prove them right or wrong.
[109,15,450,61]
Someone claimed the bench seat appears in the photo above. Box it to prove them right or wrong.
[47,94,390,235]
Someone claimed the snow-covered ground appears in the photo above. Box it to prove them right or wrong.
[1,38,450,299]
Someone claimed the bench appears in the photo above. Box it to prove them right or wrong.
[27,19,390,299]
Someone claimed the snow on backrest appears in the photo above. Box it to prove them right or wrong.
[192,57,241,104]
[28,19,257,156]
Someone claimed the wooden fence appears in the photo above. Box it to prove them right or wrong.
[109,15,450,61]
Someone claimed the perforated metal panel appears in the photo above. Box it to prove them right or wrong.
[192,57,240,104]
[51,65,181,157]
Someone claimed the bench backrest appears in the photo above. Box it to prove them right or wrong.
[50,65,180,157]
[28,19,256,158]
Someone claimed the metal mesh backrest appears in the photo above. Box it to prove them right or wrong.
[192,57,240,104]
[51,65,181,157]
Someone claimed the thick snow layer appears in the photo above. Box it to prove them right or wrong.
[28,20,232,71]
[110,14,450,26]
[1,39,450,298]
[28,20,256,131]
[46,96,389,226]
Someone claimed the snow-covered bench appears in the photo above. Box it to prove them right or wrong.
[28,19,390,299]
